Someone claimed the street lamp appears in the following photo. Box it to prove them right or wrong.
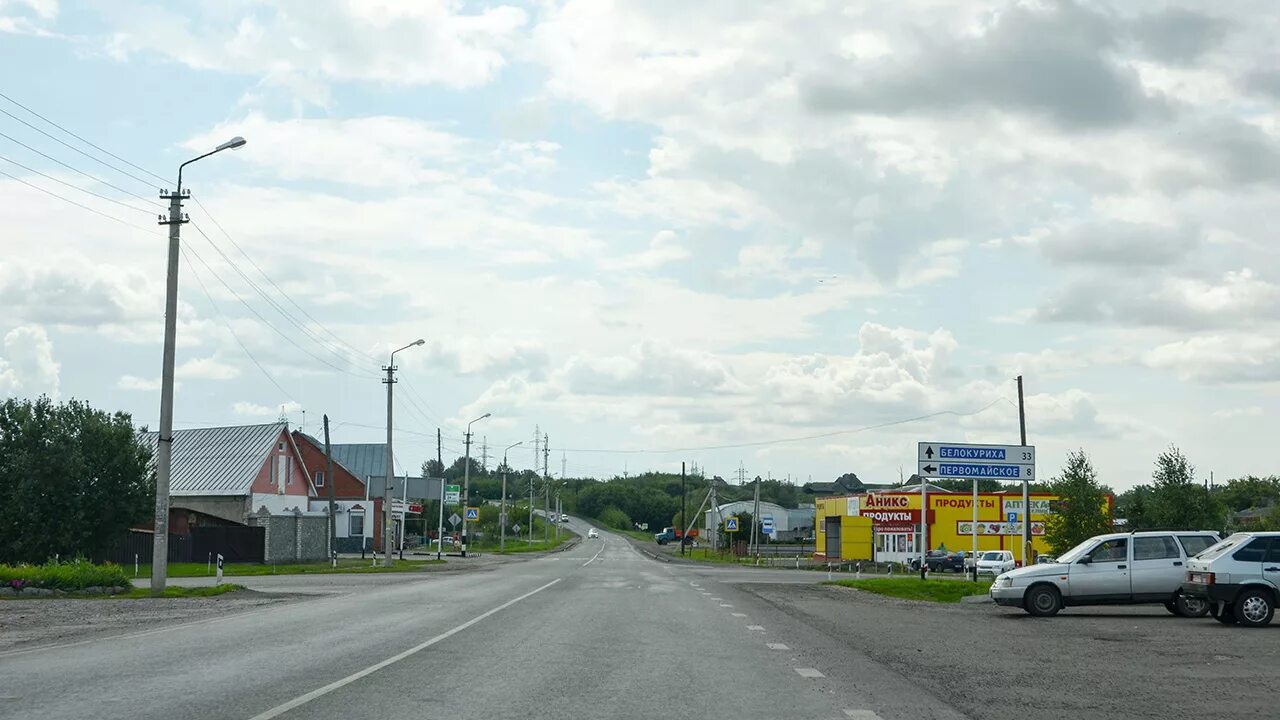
[383,338,424,567]
[460,412,491,556]
[500,441,523,552]
[151,135,247,597]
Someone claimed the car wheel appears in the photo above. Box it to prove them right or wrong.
[1024,584,1062,617]
[1211,602,1238,625]
[1163,600,1180,616]
[1174,594,1209,618]
[1235,588,1275,628]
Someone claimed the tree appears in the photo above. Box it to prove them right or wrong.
[421,459,445,478]
[1148,445,1225,531]
[1216,475,1280,513]
[0,396,153,563]
[1115,485,1154,530]
[1043,450,1113,554]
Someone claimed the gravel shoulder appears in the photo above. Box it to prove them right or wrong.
[0,590,302,655]
[740,582,1280,720]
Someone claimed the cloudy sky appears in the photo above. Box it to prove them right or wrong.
[1,0,1276,489]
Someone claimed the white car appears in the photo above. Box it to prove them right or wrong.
[587,528,599,538]
[976,550,1015,576]
[1183,531,1280,627]
[560,514,569,522]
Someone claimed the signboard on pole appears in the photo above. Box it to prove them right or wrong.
[448,513,461,528]
[465,507,480,521]
[725,516,739,532]
[445,484,461,503]
[512,523,521,534]
[215,553,224,585]
[918,442,1035,480]
[761,514,774,534]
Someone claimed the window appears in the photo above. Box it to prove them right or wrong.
[278,442,285,451]
[1133,536,1179,560]
[1178,535,1216,557]
[1264,539,1280,564]
[286,456,293,485]
[982,551,1003,561]
[314,470,325,487]
[349,512,365,537]
[1089,538,1127,563]
[1232,538,1269,562]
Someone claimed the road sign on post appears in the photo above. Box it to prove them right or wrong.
[512,523,521,534]
[445,484,461,503]
[917,442,1035,480]
[725,516,739,532]
[448,513,461,528]
[465,507,480,521]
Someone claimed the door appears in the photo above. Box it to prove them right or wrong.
[1264,539,1280,591]
[1129,535,1183,601]
[1069,537,1130,602]
[825,517,841,559]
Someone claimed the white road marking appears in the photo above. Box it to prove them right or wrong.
[746,625,765,631]
[766,642,789,650]
[844,711,884,719]
[794,667,825,678]
[700,592,712,595]
[710,597,722,601]
[582,539,607,567]
[731,612,747,617]
[247,579,562,719]
[719,603,733,608]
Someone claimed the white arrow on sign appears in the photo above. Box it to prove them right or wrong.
[917,460,1034,480]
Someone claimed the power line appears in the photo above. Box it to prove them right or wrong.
[0,90,170,185]
[0,166,162,234]
[192,195,382,367]
[0,130,164,210]
[0,152,155,215]
[0,105,160,190]
[180,244,298,402]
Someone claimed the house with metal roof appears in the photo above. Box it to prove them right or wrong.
[140,422,315,531]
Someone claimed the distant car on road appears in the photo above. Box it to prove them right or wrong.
[1182,531,1280,627]
[976,550,1016,576]
[560,514,569,522]
[587,528,599,538]
[991,530,1221,617]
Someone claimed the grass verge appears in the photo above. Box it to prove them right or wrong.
[130,558,444,578]
[824,577,991,603]
[475,531,574,554]
[1,559,130,591]
[114,584,247,599]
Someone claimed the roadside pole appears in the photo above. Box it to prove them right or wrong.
[436,468,446,560]
[921,478,928,579]
[1017,374,1029,567]
[324,415,336,568]
[971,478,978,581]
[501,464,508,552]
[382,363,395,568]
[680,462,687,557]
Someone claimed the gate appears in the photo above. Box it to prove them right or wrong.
[96,531,192,564]
[824,517,842,559]
[192,526,264,563]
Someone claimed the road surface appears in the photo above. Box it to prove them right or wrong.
[0,520,957,720]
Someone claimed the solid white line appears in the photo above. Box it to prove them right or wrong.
[582,540,607,567]
[248,578,561,719]
[844,710,884,719]
[719,603,733,608]
[731,612,747,617]
[746,625,765,631]
[766,642,789,650]
[794,667,825,678]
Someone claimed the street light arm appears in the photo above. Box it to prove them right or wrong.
[177,137,247,193]
[390,338,425,359]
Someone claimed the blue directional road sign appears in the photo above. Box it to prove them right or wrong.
[725,516,739,532]
[761,514,774,533]
[465,507,480,521]
[918,441,1035,480]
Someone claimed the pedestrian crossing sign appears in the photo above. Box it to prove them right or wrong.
[465,507,480,521]
[725,516,739,532]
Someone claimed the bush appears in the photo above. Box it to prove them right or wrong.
[0,559,132,591]
[598,505,632,530]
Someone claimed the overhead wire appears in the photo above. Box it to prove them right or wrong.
[0,130,165,209]
[0,166,163,234]
[0,152,156,215]
[0,104,161,190]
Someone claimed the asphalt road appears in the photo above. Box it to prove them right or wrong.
[6,521,1268,720]
[0,521,956,720]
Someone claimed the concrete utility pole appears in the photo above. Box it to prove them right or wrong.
[481,436,488,472]
[500,441,523,552]
[543,433,550,545]
[751,475,761,556]
[383,339,424,568]
[324,415,336,567]
[1017,374,1030,567]
[151,135,246,596]
[461,413,490,557]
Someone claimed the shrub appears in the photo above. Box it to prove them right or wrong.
[598,505,632,530]
[0,559,132,591]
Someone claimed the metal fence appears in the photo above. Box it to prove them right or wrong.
[95,531,192,565]
[191,526,265,564]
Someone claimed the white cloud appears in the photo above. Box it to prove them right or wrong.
[233,400,302,417]
[116,375,162,391]
[1144,335,1280,384]
[175,356,240,381]
[601,231,690,271]
[0,325,59,399]
[1211,406,1263,419]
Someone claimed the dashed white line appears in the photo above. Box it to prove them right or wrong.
[766,642,789,650]
[700,592,712,596]
[710,597,722,601]
[794,667,825,678]
[719,603,733,608]
[582,539,607,567]
[731,612,747,617]
[746,625,765,631]
[247,578,562,719]
[843,711,884,719]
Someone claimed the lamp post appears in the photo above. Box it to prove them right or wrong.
[151,136,246,597]
[500,441,523,552]
[383,339,424,567]
[460,412,490,556]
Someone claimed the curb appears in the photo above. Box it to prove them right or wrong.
[960,594,994,604]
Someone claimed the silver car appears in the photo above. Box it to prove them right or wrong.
[989,530,1220,617]
[1182,531,1280,627]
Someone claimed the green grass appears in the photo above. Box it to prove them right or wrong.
[129,558,444,578]
[473,531,574,554]
[114,584,247,599]
[1,559,131,591]
[825,577,992,603]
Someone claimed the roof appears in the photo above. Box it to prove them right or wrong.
[139,423,286,496]
[327,443,388,481]
[294,432,366,486]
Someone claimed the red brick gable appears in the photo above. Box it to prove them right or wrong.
[293,431,368,500]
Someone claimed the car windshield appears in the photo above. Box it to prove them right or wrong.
[1056,538,1101,564]
[981,552,1003,561]
[1196,533,1252,561]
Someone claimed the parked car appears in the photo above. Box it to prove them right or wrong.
[909,550,948,571]
[1182,531,1280,627]
[587,528,599,538]
[976,550,1016,576]
[990,530,1221,617]
[922,551,968,573]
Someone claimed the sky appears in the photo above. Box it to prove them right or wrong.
[1,0,1277,491]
